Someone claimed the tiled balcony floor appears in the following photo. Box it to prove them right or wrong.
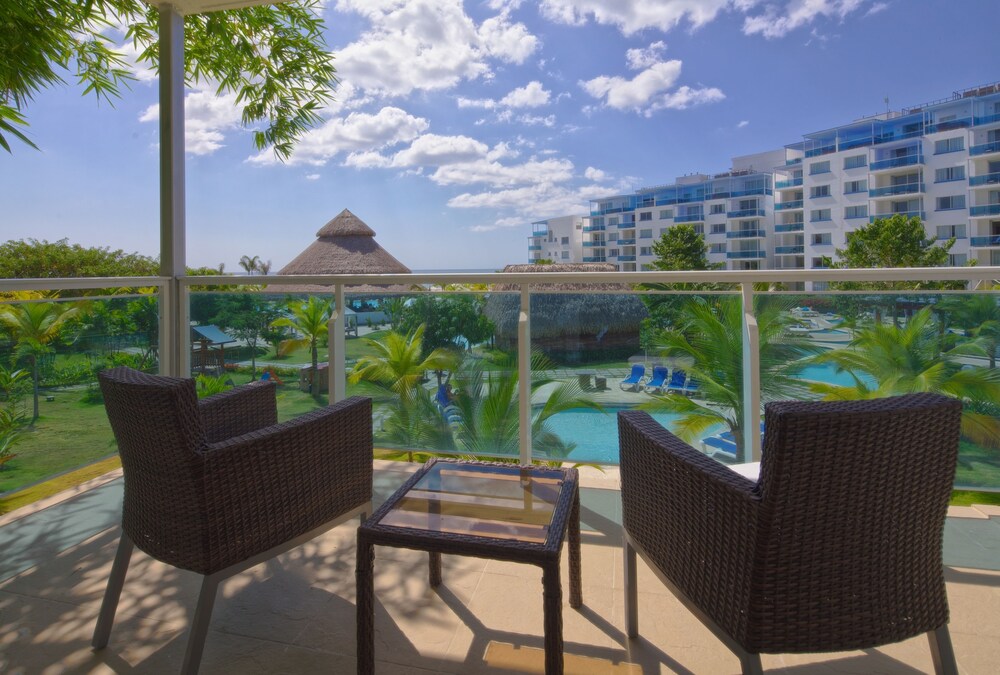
[1,461,999,674]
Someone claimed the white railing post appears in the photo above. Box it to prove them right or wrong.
[741,282,762,463]
[157,5,185,377]
[330,284,346,402]
[518,284,532,465]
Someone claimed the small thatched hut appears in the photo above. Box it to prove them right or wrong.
[275,209,411,293]
[484,263,648,364]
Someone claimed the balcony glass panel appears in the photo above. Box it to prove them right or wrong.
[674,214,704,223]
[970,236,1000,247]
[726,229,766,239]
[970,141,1000,156]
[726,250,766,259]
[870,154,923,171]
[775,178,803,189]
[775,223,805,232]
[774,245,805,254]
[970,204,1000,217]
[969,173,1000,187]
[869,183,925,197]
[775,200,804,211]
[870,210,926,222]
[727,209,766,219]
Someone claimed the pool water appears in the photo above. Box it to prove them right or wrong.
[794,363,876,387]
[541,407,686,465]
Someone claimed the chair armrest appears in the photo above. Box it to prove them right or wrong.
[199,380,278,443]
[618,411,759,642]
[197,396,373,572]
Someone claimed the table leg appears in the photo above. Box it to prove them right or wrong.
[356,534,375,675]
[568,485,582,609]
[429,551,442,587]
[542,562,564,675]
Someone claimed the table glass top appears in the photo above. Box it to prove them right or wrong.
[379,462,567,544]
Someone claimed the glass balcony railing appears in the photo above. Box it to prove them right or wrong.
[970,140,1000,156]
[870,154,923,171]
[727,208,766,219]
[528,245,542,251]
[581,256,606,262]
[925,118,972,134]
[582,241,605,248]
[617,238,636,246]
[775,222,805,232]
[970,235,1000,247]
[970,204,1000,217]
[616,255,636,261]
[582,224,605,232]
[726,229,766,239]
[974,112,1000,125]
[785,157,803,165]
[4,270,1000,496]
[775,178,803,189]
[871,210,925,222]
[674,214,705,223]
[970,172,1000,187]
[869,183,925,197]
[730,188,772,198]
[804,145,835,157]
[726,250,766,259]
[775,200,804,211]
[775,245,805,254]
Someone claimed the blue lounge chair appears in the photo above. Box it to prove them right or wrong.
[665,368,699,395]
[644,366,669,393]
[435,384,451,408]
[620,364,645,391]
[702,434,737,459]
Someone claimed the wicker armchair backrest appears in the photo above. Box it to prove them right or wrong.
[750,392,962,653]
[99,367,209,565]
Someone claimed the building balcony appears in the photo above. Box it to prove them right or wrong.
[925,118,972,134]
[775,200,803,211]
[775,178,803,189]
[774,245,805,254]
[730,188,772,198]
[970,235,1000,247]
[528,245,541,251]
[970,140,1000,157]
[974,112,1000,126]
[869,183,925,198]
[726,250,766,259]
[616,255,636,262]
[871,210,926,223]
[970,204,1000,217]
[774,222,804,232]
[582,256,606,262]
[804,145,835,158]
[617,238,636,246]
[969,172,1000,187]
[582,241,605,248]
[674,214,705,223]
[582,224,605,232]
[726,229,766,239]
[870,154,924,172]
[727,209,766,219]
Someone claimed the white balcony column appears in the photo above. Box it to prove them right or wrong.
[157,5,187,377]
[741,282,762,463]
[329,284,346,402]
[518,284,532,465]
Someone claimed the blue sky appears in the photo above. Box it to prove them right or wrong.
[2,0,998,273]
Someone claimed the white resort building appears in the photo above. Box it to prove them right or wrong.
[530,82,1000,289]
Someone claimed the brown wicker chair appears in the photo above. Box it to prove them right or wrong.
[618,393,962,675]
[91,367,373,673]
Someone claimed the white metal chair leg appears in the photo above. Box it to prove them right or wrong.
[92,533,134,650]
[928,625,959,675]
[624,536,638,638]
[181,575,220,675]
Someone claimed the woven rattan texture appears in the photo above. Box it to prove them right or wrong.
[99,367,373,575]
[619,393,962,655]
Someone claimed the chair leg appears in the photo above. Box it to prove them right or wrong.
[739,653,764,675]
[624,537,638,638]
[92,532,134,650]
[928,625,959,675]
[181,574,221,675]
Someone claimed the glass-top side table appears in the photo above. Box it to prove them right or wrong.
[356,458,582,675]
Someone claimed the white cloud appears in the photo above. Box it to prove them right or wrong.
[333,0,538,97]
[626,41,667,70]
[742,0,867,39]
[539,0,732,35]
[457,96,496,109]
[343,151,393,168]
[737,119,750,128]
[392,134,488,167]
[305,173,321,180]
[500,81,551,108]
[581,60,682,110]
[517,114,556,127]
[471,215,526,232]
[649,85,726,112]
[865,1,889,16]
[487,142,520,161]
[584,166,608,181]
[139,91,242,156]
[430,157,574,188]
[248,106,429,166]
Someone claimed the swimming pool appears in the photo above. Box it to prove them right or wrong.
[542,362,877,464]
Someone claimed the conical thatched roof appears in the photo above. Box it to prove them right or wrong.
[485,263,647,340]
[274,209,411,293]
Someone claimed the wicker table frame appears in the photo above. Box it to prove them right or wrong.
[356,458,582,675]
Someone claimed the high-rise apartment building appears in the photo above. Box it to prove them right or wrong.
[527,215,584,264]
[532,82,1000,288]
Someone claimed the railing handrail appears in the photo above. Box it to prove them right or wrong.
[3,267,1000,295]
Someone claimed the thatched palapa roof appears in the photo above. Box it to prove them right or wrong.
[484,263,647,340]
[274,209,411,293]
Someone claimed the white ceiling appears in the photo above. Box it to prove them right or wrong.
[145,0,287,16]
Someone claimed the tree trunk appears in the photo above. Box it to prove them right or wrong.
[311,340,320,397]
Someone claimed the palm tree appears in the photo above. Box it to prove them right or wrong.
[808,307,1000,447]
[0,301,82,421]
[349,325,457,405]
[238,255,261,275]
[938,295,1000,369]
[643,296,816,461]
[271,296,332,396]
[447,352,599,462]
